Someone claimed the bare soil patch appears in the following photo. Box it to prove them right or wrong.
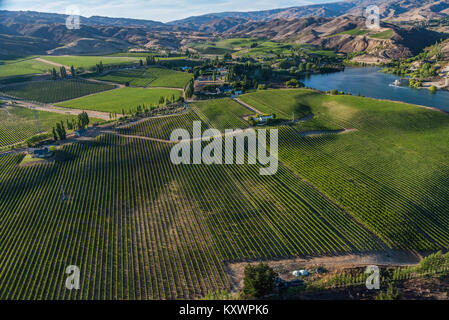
[225,251,422,292]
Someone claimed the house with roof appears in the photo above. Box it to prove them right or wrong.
[253,114,274,125]
[29,147,53,159]
[74,128,87,137]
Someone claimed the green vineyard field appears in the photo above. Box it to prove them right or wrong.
[0,79,115,103]
[56,87,181,114]
[2,88,449,299]
[0,106,79,147]
[90,67,193,89]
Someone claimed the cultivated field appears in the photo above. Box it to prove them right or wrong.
[2,88,449,300]
[56,87,181,114]
[190,98,251,131]
[0,127,378,299]
[0,106,79,147]
[90,67,193,88]
[118,110,206,140]
[0,79,115,103]
[241,89,449,250]
[0,57,52,78]
[40,56,142,70]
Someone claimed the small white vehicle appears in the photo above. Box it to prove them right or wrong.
[292,270,309,277]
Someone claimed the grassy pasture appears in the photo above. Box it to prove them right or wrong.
[90,67,193,88]
[0,57,52,78]
[40,56,141,70]
[370,29,394,39]
[234,41,337,59]
[0,79,114,103]
[56,87,181,113]
[188,38,260,55]
[336,28,370,36]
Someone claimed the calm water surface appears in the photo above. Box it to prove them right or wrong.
[302,67,449,112]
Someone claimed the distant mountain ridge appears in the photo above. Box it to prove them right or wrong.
[0,1,448,58]
[169,0,449,29]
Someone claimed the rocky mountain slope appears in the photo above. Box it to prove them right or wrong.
[0,10,195,56]
[0,1,448,58]
[170,0,449,31]
[223,15,444,59]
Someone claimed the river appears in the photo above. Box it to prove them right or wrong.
[302,67,449,112]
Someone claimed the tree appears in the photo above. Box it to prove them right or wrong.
[146,56,156,65]
[285,78,300,88]
[52,68,58,80]
[429,85,437,93]
[96,61,104,74]
[60,66,67,78]
[139,59,144,67]
[243,263,277,299]
[55,122,66,140]
[77,112,90,129]
[70,65,76,77]
[52,127,58,141]
[66,119,73,130]
[212,71,216,82]
[185,78,194,99]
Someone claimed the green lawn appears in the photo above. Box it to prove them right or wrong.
[55,87,181,113]
[0,57,52,78]
[0,79,114,103]
[40,56,142,70]
[90,67,193,88]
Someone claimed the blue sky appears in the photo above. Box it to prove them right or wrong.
[0,0,333,22]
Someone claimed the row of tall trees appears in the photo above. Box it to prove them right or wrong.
[52,112,90,141]
[51,65,76,79]
[185,78,194,99]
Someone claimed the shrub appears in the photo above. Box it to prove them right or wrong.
[429,85,437,93]
[25,132,52,147]
[285,78,301,88]
[330,89,339,95]
[376,283,401,300]
[243,263,277,298]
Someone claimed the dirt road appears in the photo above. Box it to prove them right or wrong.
[225,250,423,292]
[34,57,71,69]
[233,97,263,114]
